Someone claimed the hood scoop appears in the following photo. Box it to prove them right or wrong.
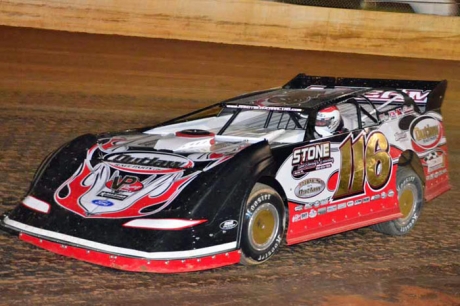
[154,129,215,152]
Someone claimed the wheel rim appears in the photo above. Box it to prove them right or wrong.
[398,183,418,225]
[248,203,279,251]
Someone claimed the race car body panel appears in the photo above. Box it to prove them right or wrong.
[1,74,451,272]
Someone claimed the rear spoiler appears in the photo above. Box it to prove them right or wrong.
[283,73,447,113]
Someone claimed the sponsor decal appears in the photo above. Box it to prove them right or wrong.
[308,86,430,104]
[354,199,363,205]
[318,207,327,215]
[379,113,389,121]
[54,161,200,219]
[388,106,415,119]
[304,203,313,210]
[427,168,448,181]
[409,116,442,150]
[424,151,439,161]
[347,201,354,207]
[388,108,403,119]
[388,190,395,197]
[425,152,444,173]
[294,205,303,212]
[220,220,238,230]
[403,105,415,114]
[291,210,311,222]
[363,197,370,203]
[413,125,439,144]
[365,89,430,104]
[227,104,302,112]
[394,131,408,141]
[97,191,128,201]
[371,194,381,201]
[338,203,346,210]
[105,175,143,192]
[104,151,194,173]
[381,192,387,199]
[309,209,317,218]
[91,199,114,207]
[326,205,337,213]
[314,201,321,208]
[294,178,326,199]
[291,142,334,178]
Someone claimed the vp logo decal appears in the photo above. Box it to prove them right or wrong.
[106,175,143,192]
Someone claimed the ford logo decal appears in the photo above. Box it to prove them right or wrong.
[220,220,238,230]
[91,199,114,207]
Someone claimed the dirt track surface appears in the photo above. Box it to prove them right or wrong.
[0,26,459,306]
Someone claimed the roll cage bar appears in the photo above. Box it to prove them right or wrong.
[140,86,419,142]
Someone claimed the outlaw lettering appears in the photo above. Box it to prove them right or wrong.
[414,124,439,142]
[107,154,186,168]
[297,186,322,197]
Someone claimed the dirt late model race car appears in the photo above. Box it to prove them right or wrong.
[1,74,451,273]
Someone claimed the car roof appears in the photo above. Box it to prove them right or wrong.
[223,87,368,112]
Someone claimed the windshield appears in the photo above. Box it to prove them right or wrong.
[222,110,306,134]
[145,106,309,144]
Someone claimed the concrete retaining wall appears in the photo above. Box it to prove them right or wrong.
[1,0,459,60]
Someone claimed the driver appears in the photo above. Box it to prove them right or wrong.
[315,106,344,137]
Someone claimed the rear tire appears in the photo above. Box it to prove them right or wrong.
[372,167,424,235]
[240,183,285,265]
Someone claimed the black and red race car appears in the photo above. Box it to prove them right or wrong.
[1,74,451,273]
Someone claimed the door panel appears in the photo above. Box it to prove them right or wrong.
[276,129,401,245]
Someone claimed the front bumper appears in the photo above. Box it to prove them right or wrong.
[1,216,241,273]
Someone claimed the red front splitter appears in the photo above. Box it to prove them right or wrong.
[20,233,241,273]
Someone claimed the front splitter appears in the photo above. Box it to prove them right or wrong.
[19,233,241,273]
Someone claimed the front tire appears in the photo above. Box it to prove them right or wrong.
[240,183,285,265]
[372,167,424,235]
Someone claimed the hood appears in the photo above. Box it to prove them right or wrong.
[52,132,251,219]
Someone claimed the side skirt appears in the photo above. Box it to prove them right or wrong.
[286,211,402,245]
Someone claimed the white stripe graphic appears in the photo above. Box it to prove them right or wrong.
[123,219,206,230]
[22,196,50,214]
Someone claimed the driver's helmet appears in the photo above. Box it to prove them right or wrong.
[315,106,342,137]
